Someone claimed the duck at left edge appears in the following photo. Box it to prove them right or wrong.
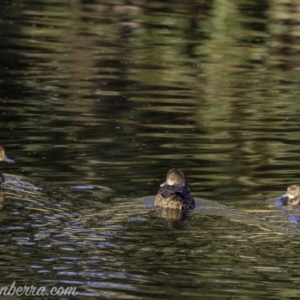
[0,145,15,183]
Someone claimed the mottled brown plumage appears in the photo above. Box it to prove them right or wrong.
[154,168,195,210]
[285,185,300,206]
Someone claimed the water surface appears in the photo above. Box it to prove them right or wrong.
[1,0,300,299]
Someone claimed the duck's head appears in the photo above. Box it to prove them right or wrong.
[275,185,300,206]
[0,146,14,164]
[160,168,185,187]
[286,185,300,203]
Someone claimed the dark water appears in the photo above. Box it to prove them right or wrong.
[1,0,300,299]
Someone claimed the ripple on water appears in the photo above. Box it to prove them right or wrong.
[0,175,299,299]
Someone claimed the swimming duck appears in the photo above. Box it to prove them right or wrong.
[276,185,300,206]
[0,146,14,183]
[154,168,195,210]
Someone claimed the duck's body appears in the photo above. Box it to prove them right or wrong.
[0,146,14,183]
[276,185,300,207]
[155,169,195,210]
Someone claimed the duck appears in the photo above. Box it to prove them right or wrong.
[275,185,300,207]
[0,146,14,183]
[154,168,195,210]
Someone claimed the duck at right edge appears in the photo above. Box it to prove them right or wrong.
[273,185,300,224]
[275,185,300,207]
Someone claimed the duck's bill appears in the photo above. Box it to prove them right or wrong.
[160,182,167,187]
[2,155,14,163]
[274,193,288,206]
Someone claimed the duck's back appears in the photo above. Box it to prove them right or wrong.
[155,184,195,210]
